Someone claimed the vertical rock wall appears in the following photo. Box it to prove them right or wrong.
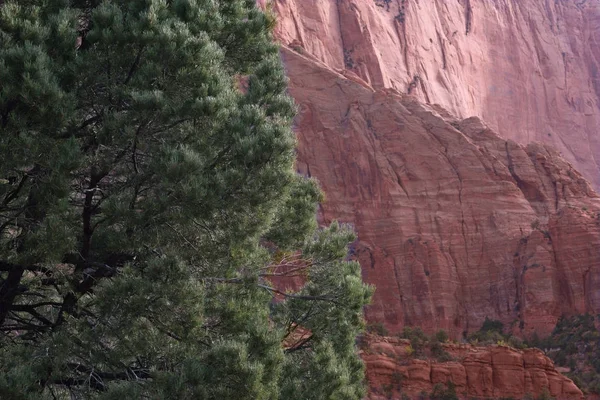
[281,45,600,337]
[267,0,600,190]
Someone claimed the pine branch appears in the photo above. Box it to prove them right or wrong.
[165,223,199,252]
[0,262,51,273]
[80,170,109,261]
[0,99,17,129]
[0,265,25,325]
[10,306,54,326]
[284,336,313,354]
[259,263,314,277]
[51,366,152,391]
[123,45,145,85]
[256,284,341,305]
[1,174,28,207]
[201,277,340,304]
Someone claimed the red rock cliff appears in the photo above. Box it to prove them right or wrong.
[263,0,600,190]
[362,334,583,399]
[280,44,600,338]
[261,1,600,397]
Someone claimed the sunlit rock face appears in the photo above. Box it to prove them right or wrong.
[279,44,600,337]
[265,0,600,190]
[260,1,600,396]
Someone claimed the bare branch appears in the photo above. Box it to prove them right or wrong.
[123,45,145,85]
[256,284,341,305]
[166,223,199,252]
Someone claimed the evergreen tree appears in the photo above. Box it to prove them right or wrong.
[0,1,372,398]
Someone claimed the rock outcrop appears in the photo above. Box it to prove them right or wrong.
[264,0,600,190]
[362,334,584,399]
[280,45,600,337]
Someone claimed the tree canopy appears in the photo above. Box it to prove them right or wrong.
[0,0,371,398]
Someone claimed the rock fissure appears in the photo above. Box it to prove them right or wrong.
[464,0,473,35]
[394,0,410,78]
[437,30,447,70]
[423,122,470,272]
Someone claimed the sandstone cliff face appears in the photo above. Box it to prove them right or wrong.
[362,334,583,399]
[262,1,600,396]
[264,0,600,190]
[280,45,600,338]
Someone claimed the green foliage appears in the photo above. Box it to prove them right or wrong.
[467,318,529,352]
[381,383,394,399]
[391,371,403,387]
[398,326,428,357]
[430,381,459,400]
[536,388,555,400]
[366,322,389,336]
[435,329,449,343]
[0,1,372,399]
[507,335,527,350]
[526,314,600,395]
[397,327,454,362]
[430,341,453,362]
[481,317,504,333]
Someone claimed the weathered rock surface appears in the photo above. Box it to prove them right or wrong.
[281,45,600,337]
[362,334,583,399]
[264,0,600,190]
[261,1,600,396]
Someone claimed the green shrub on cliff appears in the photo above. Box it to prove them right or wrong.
[396,327,454,362]
[0,1,371,398]
[429,381,458,400]
[529,314,600,395]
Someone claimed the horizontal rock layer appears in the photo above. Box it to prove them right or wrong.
[363,334,583,399]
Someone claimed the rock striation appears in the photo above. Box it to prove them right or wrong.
[260,0,600,396]
[281,45,600,338]
[362,334,584,399]
[264,0,600,190]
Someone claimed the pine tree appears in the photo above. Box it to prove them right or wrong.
[0,1,372,398]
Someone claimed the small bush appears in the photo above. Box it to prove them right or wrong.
[367,322,389,336]
[430,341,453,362]
[391,370,403,392]
[435,329,449,343]
[399,326,428,356]
[536,388,554,400]
[481,317,504,333]
[508,336,527,349]
[381,383,394,399]
[468,317,508,346]
[430,381,459,400]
